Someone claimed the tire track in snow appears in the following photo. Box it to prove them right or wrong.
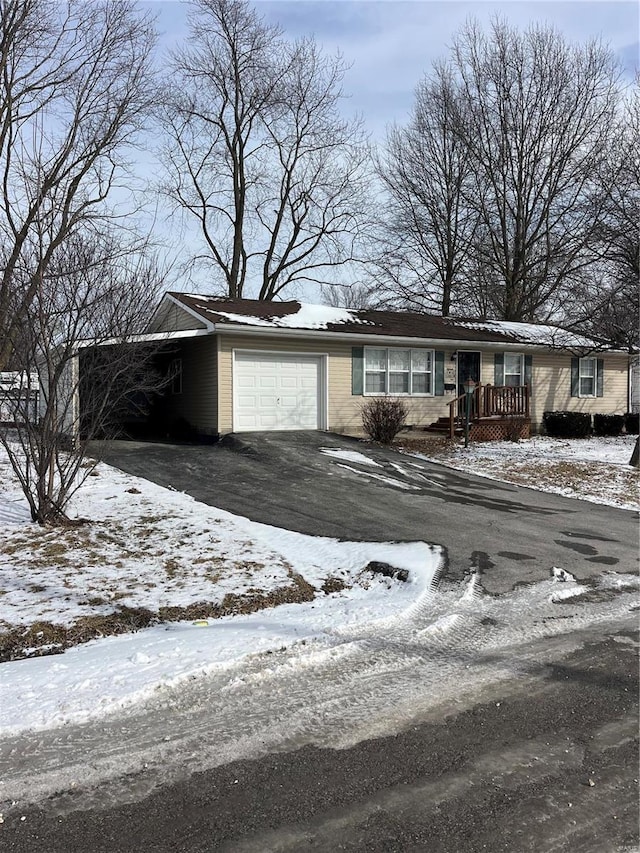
[1,568,638,814]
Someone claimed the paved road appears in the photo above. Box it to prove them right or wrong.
[4,624,638,852]
[96,431,638,593]
[2,433,638,852]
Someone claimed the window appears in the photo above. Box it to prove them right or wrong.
[503,353,523,387]
[168,358,182,395]
[364,348,387,393]
[579,357,596,397]
[364,348,433,395]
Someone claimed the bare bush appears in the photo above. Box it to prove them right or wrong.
[361,398,408,444]
[0,231,167,525]
[504,416,528,443]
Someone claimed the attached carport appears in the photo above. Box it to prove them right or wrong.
[77,329,215,442]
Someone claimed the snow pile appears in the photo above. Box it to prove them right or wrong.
[319,448,382,466]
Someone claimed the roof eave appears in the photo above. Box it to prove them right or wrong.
[76,328,211,351]
[210,322,617,352]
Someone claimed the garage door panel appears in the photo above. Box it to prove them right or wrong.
[237,394,259,407]
[280,376,299,389]
[258,394,278,407]
[234,352,322,432]
[236,376,256,389]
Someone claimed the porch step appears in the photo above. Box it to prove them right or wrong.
[423,418,463,436]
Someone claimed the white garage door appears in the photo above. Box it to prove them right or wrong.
[233,352,323,431]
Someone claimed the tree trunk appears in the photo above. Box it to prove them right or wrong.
[630,435,639,468]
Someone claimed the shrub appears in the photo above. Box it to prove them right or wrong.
[593,413,624,437]
[543,411,592,438]
[624,412,640,435]
[504,416,528,443]
[361,397,408,444]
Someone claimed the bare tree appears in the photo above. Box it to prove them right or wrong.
[160,0,370,300]
[0,0,157,372]
[570,83,639,350]
[376,18,622,322]
[450,19,621,321]
[0,231,166,525]
[319,281,381,310]
[375,65,478,316]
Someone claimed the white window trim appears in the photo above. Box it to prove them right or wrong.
[503,352,524,386]
[364,347,435,397]
[578,356,597,398]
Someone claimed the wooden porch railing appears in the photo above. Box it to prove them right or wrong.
[447,384,530,438]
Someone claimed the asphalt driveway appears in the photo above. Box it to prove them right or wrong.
[95,431,638,594]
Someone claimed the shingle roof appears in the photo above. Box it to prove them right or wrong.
[168,292,605,350]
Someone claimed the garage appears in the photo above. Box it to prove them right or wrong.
[233,351,325,431]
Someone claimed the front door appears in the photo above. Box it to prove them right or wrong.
[457,351,481,396]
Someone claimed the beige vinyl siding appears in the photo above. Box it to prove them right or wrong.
[527,352,628,426]
[217,334,458,434]
[481,351,629,430]
[162,336,218,434]
[218,336,630,436]
[147,301,207,333]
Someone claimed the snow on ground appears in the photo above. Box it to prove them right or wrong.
[0,452,436,628]
[319,447,381,466]
[1,433,636,736]
[0,563,438,734]
[0,445,439,734]
[404,435,639,511]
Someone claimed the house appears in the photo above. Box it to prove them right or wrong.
[0,372,39,426]
[123,292,631,441]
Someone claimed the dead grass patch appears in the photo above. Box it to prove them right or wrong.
[321,577,347,594]
[394,436,457,458]
[0,606,157,662]
[0,575,321,662]
[164,557,180,578]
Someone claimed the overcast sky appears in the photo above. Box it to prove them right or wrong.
[153,0,639,141]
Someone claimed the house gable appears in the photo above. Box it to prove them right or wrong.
[146,294,209,333]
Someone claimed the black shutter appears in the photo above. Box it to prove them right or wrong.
[596,358,604,397]
[435,351,445,395]
[494,353,504,386]
[352,347,364,395]
[524,354,532,387]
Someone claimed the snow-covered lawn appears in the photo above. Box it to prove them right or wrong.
[0,446,439,732]
[0,433,636,736]
[398,434,639,511]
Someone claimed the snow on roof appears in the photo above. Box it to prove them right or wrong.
[169,293,608,349]
[449,319,598,349]
[195,301,368,330]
